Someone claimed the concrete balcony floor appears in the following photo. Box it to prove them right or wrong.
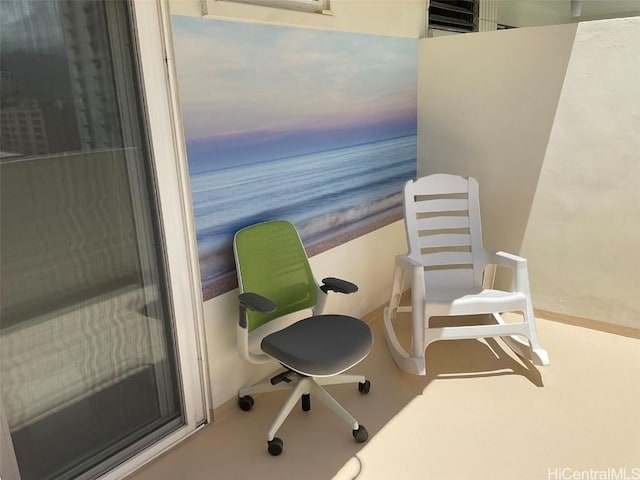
[130,311,640,480]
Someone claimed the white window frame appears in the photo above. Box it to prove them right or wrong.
[215,0,329,14]
[98,0,211,477]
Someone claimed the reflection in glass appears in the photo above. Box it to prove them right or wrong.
[0,1,184,479]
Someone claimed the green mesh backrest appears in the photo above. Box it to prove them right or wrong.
[234,221,318,332]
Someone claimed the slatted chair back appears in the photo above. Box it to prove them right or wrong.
[403,174,485,291]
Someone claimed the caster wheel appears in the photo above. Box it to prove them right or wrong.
[267,437,284,456]
[358,380,371,394]
[352,425,368,443]
[238,395,254,412]
[301,393,311,411]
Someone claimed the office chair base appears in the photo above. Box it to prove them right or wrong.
[301,393,311,411]
[238,395,254,411]
[266,426,367,456]
[353,425,368,443]
[358,380,371,394]
[239,372,370,455]
[267,437,284,456]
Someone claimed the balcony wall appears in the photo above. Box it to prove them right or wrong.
[169,0,420,409]
[418,17,640,330]
[495,0,640,28]
[498,0,571,27]
[576,0,640,21]
[166,1,638,411]
[170,0,426,38]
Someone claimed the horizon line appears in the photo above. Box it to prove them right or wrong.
[190,131,417,175]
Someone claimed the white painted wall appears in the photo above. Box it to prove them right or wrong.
[418,18,640,329]
[170,0,426,37]
[168,0,419,409]
[418,23,578,253]
[496,0,640,27]
[498,0,571,27]
[577,0,640,20]
[519,17,640,329]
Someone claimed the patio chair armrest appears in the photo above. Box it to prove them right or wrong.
[395,255,426,295]
[486,251,531,293]
[320,277,358,294]
[396,254,423,269]
[491,251,526,266]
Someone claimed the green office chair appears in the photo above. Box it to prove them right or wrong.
[234,220,372,456]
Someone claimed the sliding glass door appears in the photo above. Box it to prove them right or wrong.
[0,1,206,478]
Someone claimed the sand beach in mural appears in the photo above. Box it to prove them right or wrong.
[172,16,417,297]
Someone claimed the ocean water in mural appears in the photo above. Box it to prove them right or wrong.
[192,134,416,286]
[172,16,417,296]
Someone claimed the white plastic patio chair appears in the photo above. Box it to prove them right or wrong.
[383,174,549,375]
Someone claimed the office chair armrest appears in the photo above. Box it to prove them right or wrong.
[320,277,358,294]
[238,293,276,313]
[238,293,276,329]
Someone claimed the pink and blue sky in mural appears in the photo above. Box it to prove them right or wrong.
[172,16,416,296]
[172,17,417,173]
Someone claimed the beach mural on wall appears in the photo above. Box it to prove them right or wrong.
[172,16,417,299]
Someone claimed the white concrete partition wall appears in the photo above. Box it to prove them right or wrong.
[168,0,419,409]
[520,18,640,330]
[418,17,640,330]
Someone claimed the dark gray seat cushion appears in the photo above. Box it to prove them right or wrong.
[260,315,372,376]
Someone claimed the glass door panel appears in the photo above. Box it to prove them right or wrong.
[0,1,185,478]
